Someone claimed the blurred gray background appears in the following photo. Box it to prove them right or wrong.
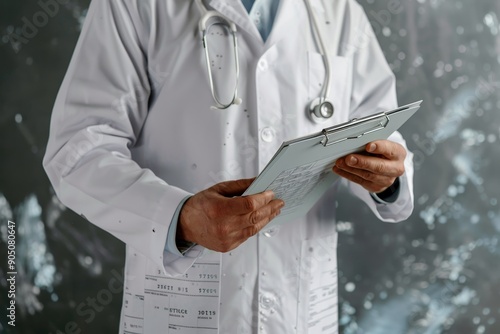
[1,0,499,333]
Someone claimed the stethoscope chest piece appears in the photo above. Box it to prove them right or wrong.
[309,97,335,123]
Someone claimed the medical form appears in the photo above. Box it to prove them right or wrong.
[121,251,221,334]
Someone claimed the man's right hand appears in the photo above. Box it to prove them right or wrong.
[177,178,284,253]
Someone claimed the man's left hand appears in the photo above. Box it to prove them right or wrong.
[332,140,406,194]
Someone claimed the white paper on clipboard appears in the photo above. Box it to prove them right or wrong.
[242,101,422,227]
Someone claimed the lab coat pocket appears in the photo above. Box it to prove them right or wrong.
[297,233,339,334]
[308,52,353,126]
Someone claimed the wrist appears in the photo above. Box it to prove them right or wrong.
[372,177,400,204]
[177,200,197,254]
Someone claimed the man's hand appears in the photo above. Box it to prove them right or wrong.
[177,178,284,253]
[333,140,406,193]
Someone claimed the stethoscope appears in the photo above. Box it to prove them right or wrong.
[195,0,334,123]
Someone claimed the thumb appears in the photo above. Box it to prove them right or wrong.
[213,178,256,197]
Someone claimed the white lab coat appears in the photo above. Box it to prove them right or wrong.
[43,0,414,333]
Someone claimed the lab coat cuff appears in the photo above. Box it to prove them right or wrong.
[164,195,192,257]
[159,192,206,277]
[370,177,400,204]
[162,244,206,277]
[150,185,193,271]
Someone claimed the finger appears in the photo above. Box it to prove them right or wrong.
[242,199,284,228]
[213,178,256,197]
[240,206,283,239]
[226,190,277,215]
[366,140,406,161]
[219,200,283,249]
[332,165,394,193]
[338,155,405,177]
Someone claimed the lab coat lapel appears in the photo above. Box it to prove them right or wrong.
[265,0,308,46]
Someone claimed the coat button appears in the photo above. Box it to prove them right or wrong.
[262,227,279,237]
[261,127,275,142]
[259,294,276,309]
[258,59,269,71]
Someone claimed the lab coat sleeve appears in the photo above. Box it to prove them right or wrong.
[42,0,203,275]
[343,3,414,222]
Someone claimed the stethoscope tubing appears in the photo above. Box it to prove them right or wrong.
[195,0,334,120]
[196,0,241,109]
[303,0,332,104]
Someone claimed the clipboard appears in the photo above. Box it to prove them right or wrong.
[243,101,422,226]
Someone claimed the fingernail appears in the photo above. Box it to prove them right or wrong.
[348,156,358,165]
[367,143,376,152]
[279,200,285,208]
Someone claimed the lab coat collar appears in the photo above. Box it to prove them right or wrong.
[208,0,308,47]
[208,0,262,40]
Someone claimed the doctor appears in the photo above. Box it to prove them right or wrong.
[43,0,414,333]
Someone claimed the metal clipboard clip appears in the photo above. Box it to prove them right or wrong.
[320,113,390,147]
